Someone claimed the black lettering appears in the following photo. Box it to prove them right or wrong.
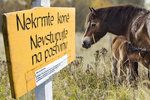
[16,13,25,31]
[57,13,70,24]
[26,18,31,30]
[49,32,55,43]
[47,13,54,26]
[32,52,42,65]
[31,13,37,28]
[45,34,50,45]
[41,16,47,27]
[55,32,61,45]
[30,35,40,50]
[60,42,67,51]
[44,49,50,62]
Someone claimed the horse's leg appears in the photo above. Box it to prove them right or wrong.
[127,61,133,85]
[148,67,150,80]
[112,57,118,84]
[133,62,138,77]
[117,59,127,84]
[128,62,137,86]
[131,62,138,81]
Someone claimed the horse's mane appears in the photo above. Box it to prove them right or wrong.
[96,5,148,24]
[85,5,149,32]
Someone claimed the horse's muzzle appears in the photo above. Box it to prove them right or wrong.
[82,40,91,49]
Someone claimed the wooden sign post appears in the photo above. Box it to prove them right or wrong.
[2,0,75,99]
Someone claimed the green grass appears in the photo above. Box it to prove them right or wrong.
[0,59,11,100]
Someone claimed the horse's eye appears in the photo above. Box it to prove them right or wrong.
[91,23,96,27]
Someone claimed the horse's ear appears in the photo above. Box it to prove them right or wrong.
[92,8,96,15]
[92,7,96,13]
[89,7,96,15]
[89,7,92,12]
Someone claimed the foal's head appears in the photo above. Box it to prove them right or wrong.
[82,8,107,48]
[139,50,150,69]
[128,44,150,68]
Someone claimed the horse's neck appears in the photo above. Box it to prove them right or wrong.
[107,22,128,36]
[106,11,147,36]
[107,29,126,36]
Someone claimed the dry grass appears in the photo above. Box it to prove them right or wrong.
[53,33,150,100]
[0,33,150,100]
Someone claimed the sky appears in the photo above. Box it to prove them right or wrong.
[146,0,150,3]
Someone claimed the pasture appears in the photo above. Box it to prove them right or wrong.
[0,32,150,100]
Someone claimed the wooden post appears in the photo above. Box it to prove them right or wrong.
[35,77,53,100]
[32,0,52,100]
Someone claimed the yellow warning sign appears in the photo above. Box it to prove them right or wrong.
[3,7,75,98]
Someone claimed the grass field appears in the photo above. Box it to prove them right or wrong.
[0,32,150,100]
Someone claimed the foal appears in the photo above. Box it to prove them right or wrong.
[111,36,150,84]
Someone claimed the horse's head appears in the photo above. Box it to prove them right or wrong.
[82,7,107,49]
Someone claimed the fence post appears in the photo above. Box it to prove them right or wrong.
[31,0,52,100]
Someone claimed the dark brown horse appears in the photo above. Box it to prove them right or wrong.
[82,5,150,48]
[82,5,150,80]
[111,36,150,84]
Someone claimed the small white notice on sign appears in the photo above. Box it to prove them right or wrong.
[35,55,68,86]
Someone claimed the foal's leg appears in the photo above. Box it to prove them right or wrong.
[131,62,138,81]
[112,57,118,83]
[118,59,127,84]
[127,62,133,85]
[133,62,138,77]
[128,62,138,86]
[148,67,150,80]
